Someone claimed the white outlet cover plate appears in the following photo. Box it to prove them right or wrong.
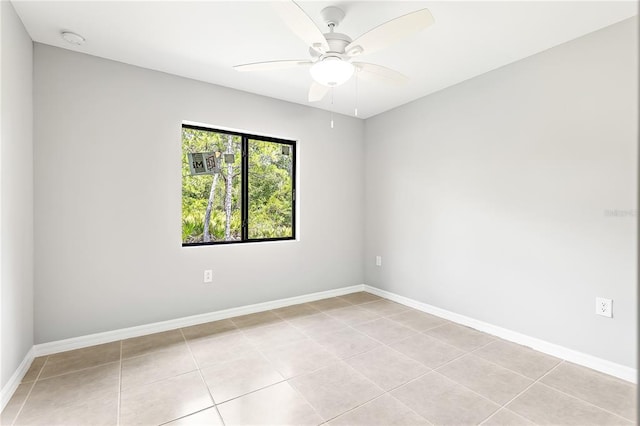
[203,270,213,283]
[595,297,612,318]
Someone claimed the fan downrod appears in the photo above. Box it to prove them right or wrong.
[320,6,345,29]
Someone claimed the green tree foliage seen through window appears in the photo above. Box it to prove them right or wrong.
[248,139,294,239]
[182,126,295,245]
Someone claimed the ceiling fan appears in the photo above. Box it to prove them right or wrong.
[233,2,434,103]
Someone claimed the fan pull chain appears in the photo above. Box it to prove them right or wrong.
[354,72,359,117]
[330,87,335,129]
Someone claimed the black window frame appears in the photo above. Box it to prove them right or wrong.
[181,123,296,247]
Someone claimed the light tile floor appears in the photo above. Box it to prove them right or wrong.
[1,292,636,426]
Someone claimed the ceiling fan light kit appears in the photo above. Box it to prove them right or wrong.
[310,57,354,87]
[234,1,434,111]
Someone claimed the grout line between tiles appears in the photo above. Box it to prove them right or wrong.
[275,299,487,424]
[280,304,438,424]
[156,407,212,426]
[117,365,202,394]
[313,380,386,424]
[427,328,635,423]
[116,341,122,426]
[318,367,435,425]
[258,342,340,381]
[535,380,636,423]
[452,345,552,382]
[379,339,501,425]
[13,294,635,426]
[258,309,400,391]
[271,304,322,320]
[436,369,504,417]
[208,378,290,407]
[323,312,453,366]
[474,352,635,425]
[28,359,121,382]
[478,359,567,425]
[319,392,393,424]
[181,329,290,406]
[421,325,496,351]
[318,304,416,345]
[387,392,435,426]
[433,336,562,425]
[478,407,531,426]
[9,356,49,426]
[428,338,495,371]
[281,312,370,353]
[340,338,404,365]
[261,302,401,424]
[179,328,224,426]
[285,377,328,424]
[366,292,638,422]
[230,316,328,422]
[383,308,635,423]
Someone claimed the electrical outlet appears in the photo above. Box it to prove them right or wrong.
[203,269,213,283]
[375,256,382,267]
[595,297,612,318]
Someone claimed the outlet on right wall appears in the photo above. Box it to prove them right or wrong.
[364,16,637,369]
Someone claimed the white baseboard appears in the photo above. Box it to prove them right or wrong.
[4,281,634,412]
[5,285,364,410]
[0,347,34,412]
[364,285,637,384]
[34,284,365,357]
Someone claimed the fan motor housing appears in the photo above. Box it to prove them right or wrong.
[324,32,352,54]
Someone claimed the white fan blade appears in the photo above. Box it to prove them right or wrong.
[346,9,434,57]
[234,60,312,72]
[354,62,409,86]
[272,1,330,52]
[308,81,329,102]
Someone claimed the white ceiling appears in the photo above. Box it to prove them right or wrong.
[12,1,638,119]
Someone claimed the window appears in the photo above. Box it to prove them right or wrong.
[181,124,296,246]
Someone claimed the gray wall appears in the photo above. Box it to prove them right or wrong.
[1,0,34,388]
[364,17,637,368]
[34,44,364,343]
